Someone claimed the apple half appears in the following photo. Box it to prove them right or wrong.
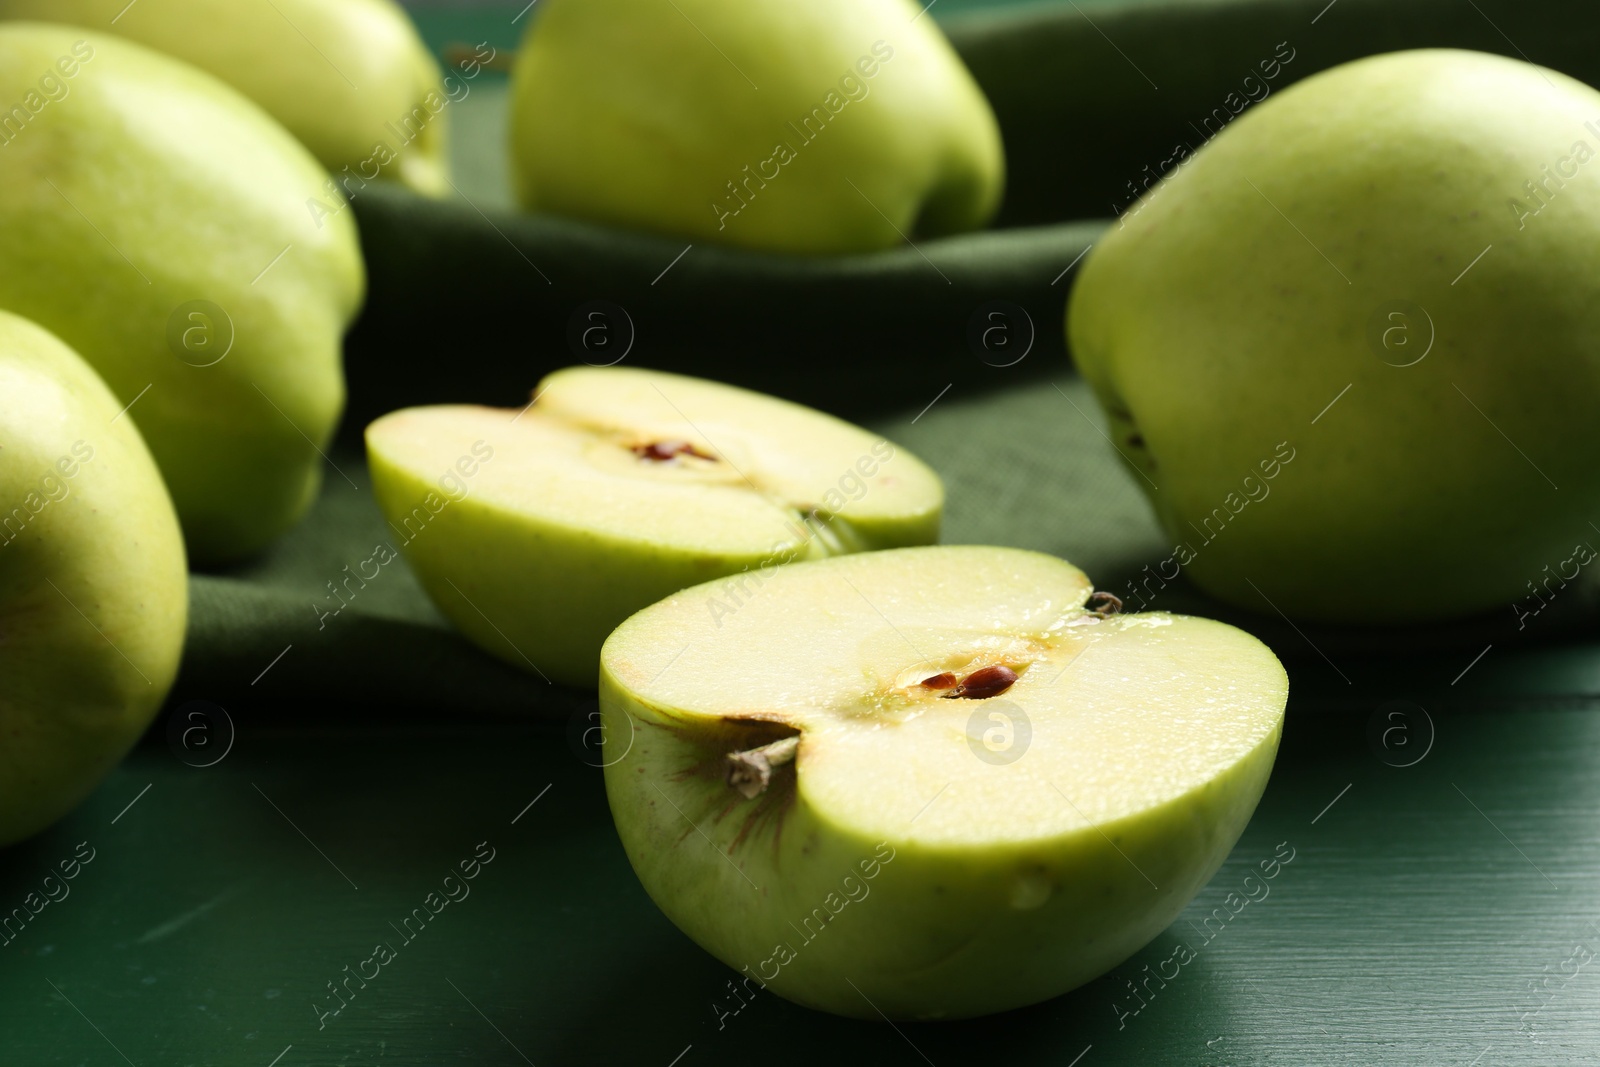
[599,546,1287,1019]
[366,367,943,687]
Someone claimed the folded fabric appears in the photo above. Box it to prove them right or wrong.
[946,0,1600,226]
[341,183,1099,432]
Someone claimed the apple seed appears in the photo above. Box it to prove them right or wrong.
[920,672,959,690]
[633,440,715,462]
[943,664,1018,700]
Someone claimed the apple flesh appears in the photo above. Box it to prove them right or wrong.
[599,545,1287,1019]
[0,24,364,562]
[1068,49,1600,623]
[0,311,187,846]
[0,0,449,195]
[509,0,1004,253]
[366,367,943,688]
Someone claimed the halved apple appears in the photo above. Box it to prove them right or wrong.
[599,546,1287,1019]
[366,367,943,687]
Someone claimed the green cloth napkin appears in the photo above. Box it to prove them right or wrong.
[174,0,1600,719]
[946,0,1600,227]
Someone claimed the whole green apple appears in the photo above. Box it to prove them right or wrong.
[366,366,943,687]
[0,0,450,196]
[0,311,187,846]
[1068,49,1600,623]
[0,24,363,562]
[509,0,1004,253]
[599,545,1287,1018]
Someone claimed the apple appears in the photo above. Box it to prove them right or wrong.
[0,311,187,846]
[1068,49,1600,623]
[0,24,364,562]
[508,0,1004,253]
[365,366,943,687]
[0,0,450,196]
[597,545,1287,1019]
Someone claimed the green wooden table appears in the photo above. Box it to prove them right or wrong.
[4,648,1599,1065]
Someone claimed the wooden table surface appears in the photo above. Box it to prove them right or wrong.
[3,641,1598,1066]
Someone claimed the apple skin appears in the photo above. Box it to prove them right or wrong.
[1068,50,1600,623]
[599,547,1285,1019]
[603,669,1277,1019]
[0,312,187,846]
[509,0,1004,253]
[0,0,449,195]
[0,24,364,563]
[375,497,843,689]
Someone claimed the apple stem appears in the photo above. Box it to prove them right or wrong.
[726,735,799,799]
[1088,591,1123,618]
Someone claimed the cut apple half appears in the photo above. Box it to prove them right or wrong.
[599,545,1287,1019]
[365,367,943,687]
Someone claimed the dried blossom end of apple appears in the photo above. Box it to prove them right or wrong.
[1088,591,1123,618]
[725,734,799,798]
[942,664,1019,700]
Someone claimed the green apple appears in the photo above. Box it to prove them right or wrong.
[0,0,450,195]
[0,311,186,846]
[509,0,1004,253]
[0,24,363,562]
[1068,49,1600,623]
[366,366,943,687]
[598,545,1286,1019]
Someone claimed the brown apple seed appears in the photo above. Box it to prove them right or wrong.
[920,672,959,690]
[633,440,714,462]
[944,664,1019,700]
